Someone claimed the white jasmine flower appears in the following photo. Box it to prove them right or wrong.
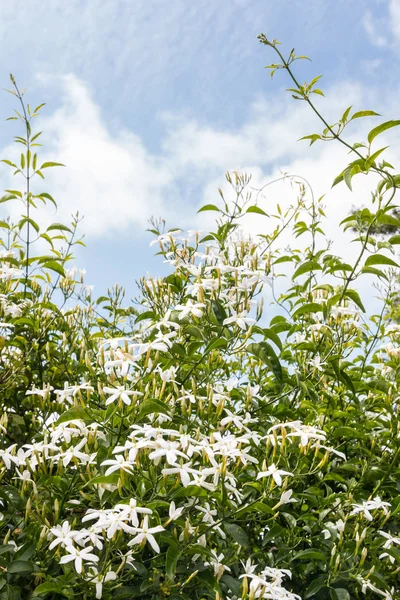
[127,516,164,553]
[25,385,54,398]
[256,463,294,487]
[168,501,184,521]
[286,423,326,446]
[0,445,19,469]
[59,545,99,574]
[86,567,117,600]
[308,355,325,371]
[103,385,142,406]
[115,498,153,527]
[70,382,94,397]
[162,462,199,487]
[223,309,256,330]
[273,489,298,509]
[204,551,231,580]
[321,519,345,540]
[149,439,187,465]
[59,438,90,468]
[49,521,79,550]
[175,299,205,320]
[157,366,177,383]
[379,530,400,549]
[150,330,177,351]
[101,455,135,476]
[350,497,391,521]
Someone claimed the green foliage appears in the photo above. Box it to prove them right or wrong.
[0,45,399,600]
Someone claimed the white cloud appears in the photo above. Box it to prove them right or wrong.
[2,72,400,271]
[2,69,399,316]
[389,0,400,41]
[363,9,388,47]
[24,74,182,236]
[362,1,400,47]
[361,58,383,75]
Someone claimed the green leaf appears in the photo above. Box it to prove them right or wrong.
[365,146,388,169]
[0,545,17,556]
[343,289,365,312]
[247,341,282,382]
[135,310,156,324]
[197,204,220,213]
[333,426,365,440]
[32,582,62,597]
[361,266,388,280]
[364,254,399,268]
[185,325,204,340]
[0,193,16,204]
[186,545,215,560]
[19,217,40,233]
[343,167,353,191]
[350,110,380,120]
[36,192,57,207]
[262,327,282,351]
[56,406,91,425]
[7,560,35,574]
[367,378,389,393]
[339,369,355,394]
[205,337,227,353]
[388,234,400,244]
[293,260,322,279]
[235,501,273,518]
[246,205,268,216]
[341,106,352,123]
[166,545,181,581]
[291,549,326,562]
[47,223,73,233]
[292,302,323,319]
[137,399,171,420]
[304,578,327,598]
[224,522,249,546]
[14,543,35,562]
[31,131,43,143]
[330,589,350,600]
[211,300,227,325]
[367,120,400,144]
[86,473,120,486]
[172,485,208,499]
[299,134,321,146]
[332,172,344,187]
[384,546,400,562]
[221,574,241,596]
[42,261,65,276]
[376,213,400,227]
[40,161,65,169]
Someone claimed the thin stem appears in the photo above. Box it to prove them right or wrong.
[262,39,398,303]
[11,77,31,298]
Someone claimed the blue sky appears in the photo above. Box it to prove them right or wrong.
[0,0,400,299]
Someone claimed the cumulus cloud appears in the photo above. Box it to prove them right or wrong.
[2,69,399,314]
[2,71,399,266]
[32,74,181,236]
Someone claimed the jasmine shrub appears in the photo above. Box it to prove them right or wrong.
[0,38,399,600]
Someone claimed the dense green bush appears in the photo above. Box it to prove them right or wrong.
[0,38,399,599]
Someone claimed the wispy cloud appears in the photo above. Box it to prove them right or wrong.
[362,0,400,48]
[363,9,388,47]
[389,0,400,41]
